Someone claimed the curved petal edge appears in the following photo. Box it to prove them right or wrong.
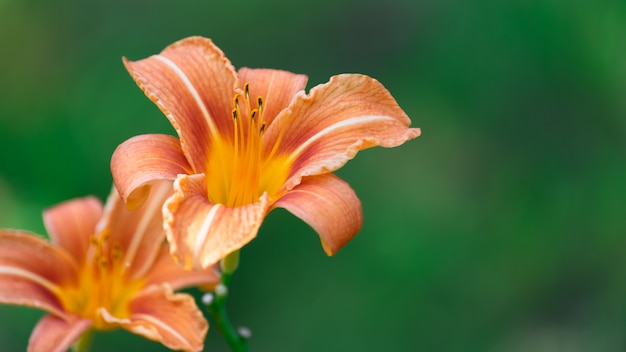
[274,173,363,255]
[111,134,191,210]
[164,174,271,269]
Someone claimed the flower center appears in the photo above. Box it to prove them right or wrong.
[61,231,143,329]
[206,83,290,207]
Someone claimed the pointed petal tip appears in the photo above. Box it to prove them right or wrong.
[411,127,422,138]
[320,239,335,256]
[275,174,363,257]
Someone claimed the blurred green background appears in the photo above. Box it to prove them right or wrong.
[1,0,625,351]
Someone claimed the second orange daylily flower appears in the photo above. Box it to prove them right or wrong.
[112,36,420,269]
[0,182,218,352]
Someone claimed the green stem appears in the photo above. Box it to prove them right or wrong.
[206,251,249,352]
[72,328,93,352]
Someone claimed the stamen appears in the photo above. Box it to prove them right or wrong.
[111,243,123,261]
[233,93,240,109]
[257,97,263,114]
[215,83,284,206]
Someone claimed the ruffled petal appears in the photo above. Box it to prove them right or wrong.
[237,68,308,125]
[110,134,191,210]
[273,173,362,255]
[0,231,78,317]
[101,284,207,352]
[164,174,271,269]
[28,314,92,352]
[96,181,173,281]
[123,36,238,172]
[144,245,220,291]
[43,196,103,265]
[266,74,421,190]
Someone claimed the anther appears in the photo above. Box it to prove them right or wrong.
[259,123,266,135]
[232,109,238,121]
[257,97,263,111]
[244,83,250,100]
[100,232,110,242]
[251,110,257,121]
[111,243,122,261]
[233,94,240,109]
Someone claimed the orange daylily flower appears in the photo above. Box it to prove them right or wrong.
[111,36,421,270]
[0,182,218,352]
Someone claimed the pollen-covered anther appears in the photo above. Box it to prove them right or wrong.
[222,83,272,206]
[111,242,123,261]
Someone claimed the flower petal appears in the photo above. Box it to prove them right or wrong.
[0,231,78,317]
[101,284,208,352]
[111,134,191,209]
[43,196,102,265]
[97,180,173,281]
[266,74,421,190]
[237,68,308,125]
[144,245,220,291]
[123,36,237,172]
[164,174,271,269]
[28,314,92,352]
[274,173,362,255]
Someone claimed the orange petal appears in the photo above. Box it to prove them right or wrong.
[237,68,308,125]
[266,74,421,190]
[273,173,362,255]
[0,231,78,317]
[101,284,208,352]
[123,36,237,172]
[28,314,92,352]
[111,134,191,210]
[144,245,220,291]
[164,174,271,269]
[43,196,103,265]
[97,181,173,281]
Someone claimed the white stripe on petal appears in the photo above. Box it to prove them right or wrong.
[126,183,172,279]
[0,265,61,295]
[154,55,219,140]
[288,115,396,162]
[193,204,222,269]
[132,313,190,347]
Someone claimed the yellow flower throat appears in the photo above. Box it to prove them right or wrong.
[61,231,143,329]
[206,83,290,207]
